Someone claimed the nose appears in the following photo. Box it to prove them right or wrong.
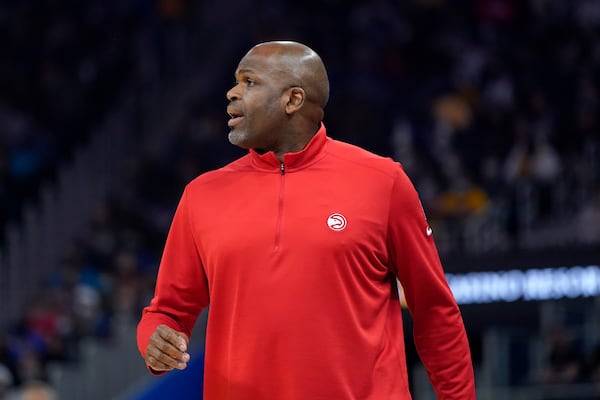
[226,85,240,101]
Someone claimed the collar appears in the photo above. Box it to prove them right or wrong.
[249,123,328,172]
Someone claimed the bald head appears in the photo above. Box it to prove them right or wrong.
[245,41,330,109]
[226,41,330,157]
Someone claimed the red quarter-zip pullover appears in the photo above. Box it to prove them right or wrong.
[137,124,475,399]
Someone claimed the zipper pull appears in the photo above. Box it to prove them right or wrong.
[280,162,285,175]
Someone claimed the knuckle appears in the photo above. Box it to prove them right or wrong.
[150,331,161,344]
[155,352,168,362]
[158,324,171,335]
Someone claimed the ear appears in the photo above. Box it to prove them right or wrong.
[284,87,305,115]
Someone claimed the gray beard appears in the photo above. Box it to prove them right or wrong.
[228,129,248,147]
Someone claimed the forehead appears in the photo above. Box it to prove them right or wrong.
[236,50,292,78]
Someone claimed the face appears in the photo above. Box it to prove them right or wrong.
[226,49,291,152]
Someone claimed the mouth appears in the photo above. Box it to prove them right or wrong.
[227,108,245,128]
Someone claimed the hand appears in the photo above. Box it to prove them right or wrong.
[145,324,190,372]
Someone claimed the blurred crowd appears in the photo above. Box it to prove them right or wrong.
[1,0,600,398]
[0,0,130,242]
[537,325,600,387]
[0,0,192,397]
[0,0,189,244]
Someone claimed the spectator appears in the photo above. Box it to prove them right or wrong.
[0,363,14,398]
[584,342,600,383]
[575,192,600,244]
[538,326,584,384]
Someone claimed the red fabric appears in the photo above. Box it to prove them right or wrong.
[137,124,475,399]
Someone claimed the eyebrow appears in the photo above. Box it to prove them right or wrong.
[235,68,256,77]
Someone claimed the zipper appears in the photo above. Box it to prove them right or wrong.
[274,162,285,251]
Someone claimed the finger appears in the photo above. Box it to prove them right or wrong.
[146,345,188,370]
[157,325,188,352]
[146,355,174,372]
[149,332,189,362]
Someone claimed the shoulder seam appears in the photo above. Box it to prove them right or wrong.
[325,149,400,179]
[188,157,253,187]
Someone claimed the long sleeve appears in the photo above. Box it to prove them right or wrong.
[137,188,210,359]
[386,167,476,399]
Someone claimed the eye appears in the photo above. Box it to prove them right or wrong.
[246,78,255,87]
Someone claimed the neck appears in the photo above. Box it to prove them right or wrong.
[270,122,321,162]
[273,136,312,162]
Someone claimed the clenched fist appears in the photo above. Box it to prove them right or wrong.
[145,324,191,372]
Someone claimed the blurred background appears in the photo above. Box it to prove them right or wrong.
[0,0,599,399]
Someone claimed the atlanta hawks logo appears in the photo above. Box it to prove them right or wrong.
[327,213,347,231]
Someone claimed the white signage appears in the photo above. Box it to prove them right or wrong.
[446,265,600,305]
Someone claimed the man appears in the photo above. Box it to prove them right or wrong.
[137,41,476,399]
